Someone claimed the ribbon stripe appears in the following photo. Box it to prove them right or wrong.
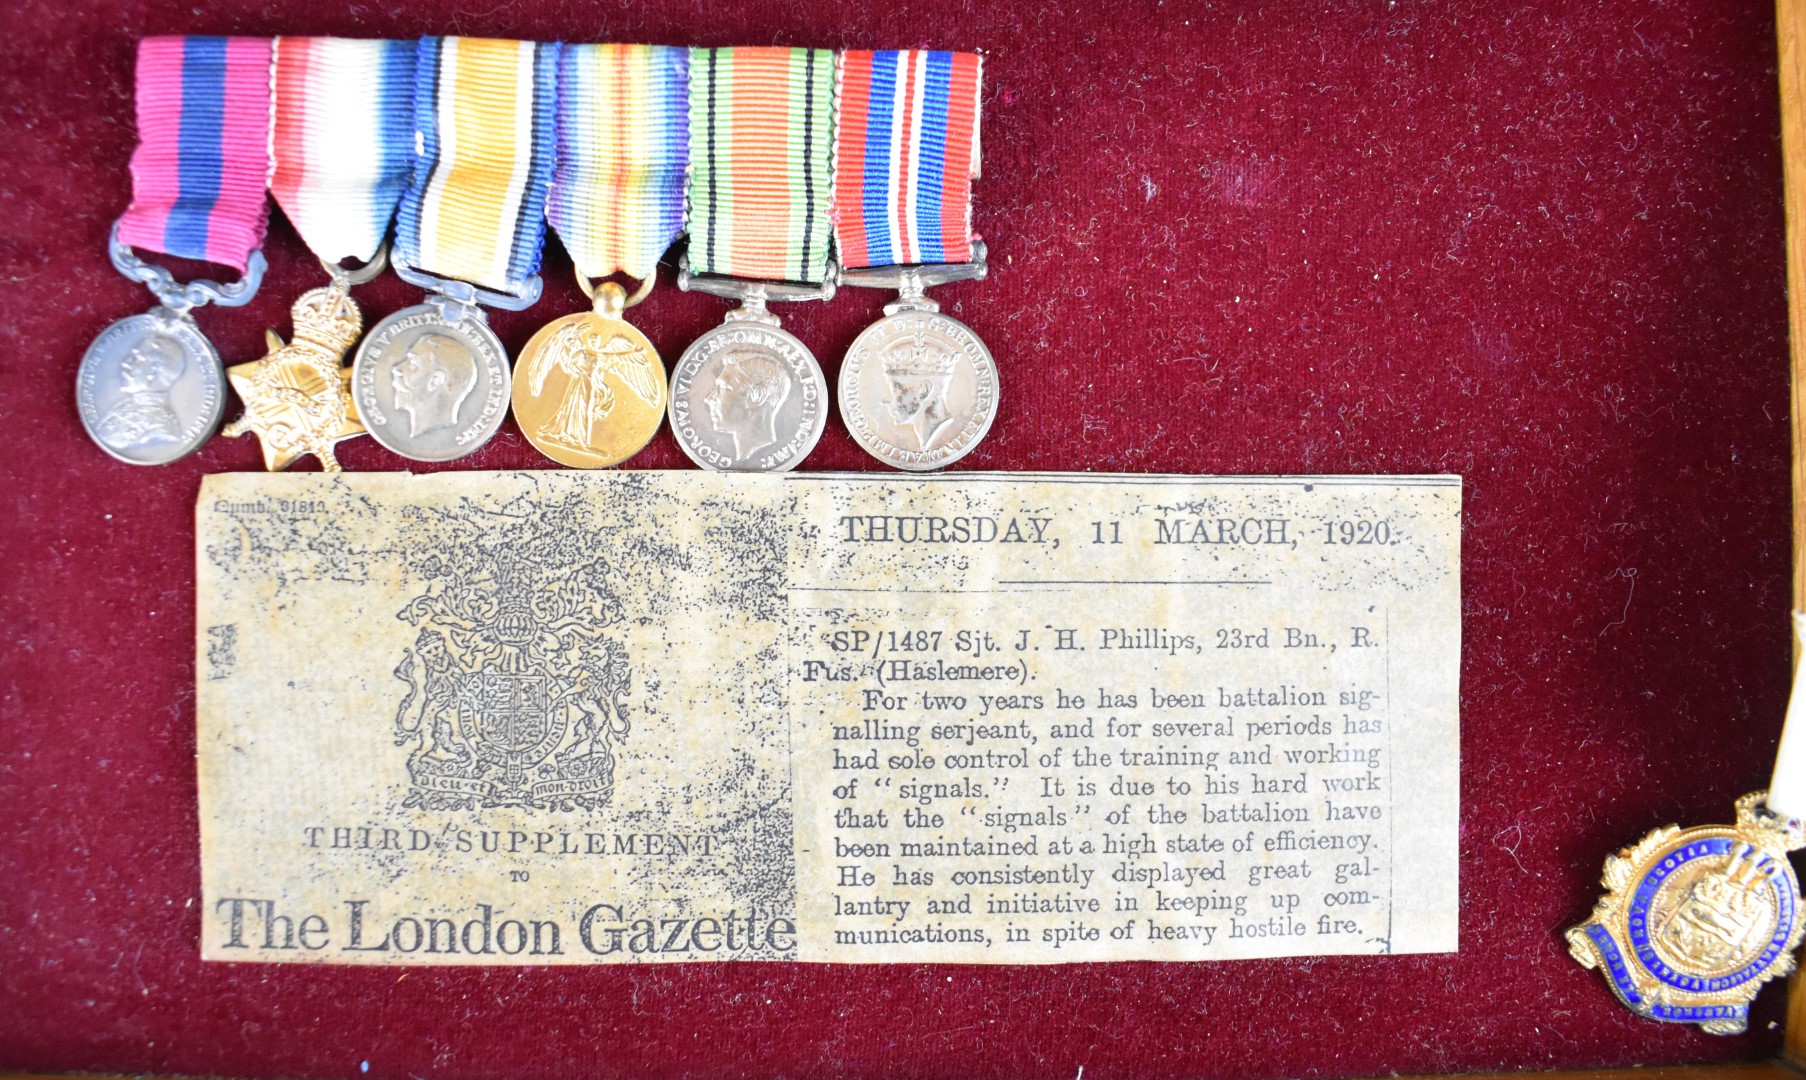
[834,49,982,270]
[270,38,416,266]
[118,36,272,272]
[396,36,559,295]
[687,46,836,284]
[548,44,688,283]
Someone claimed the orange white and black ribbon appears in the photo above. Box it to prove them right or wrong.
[686,46,836,284]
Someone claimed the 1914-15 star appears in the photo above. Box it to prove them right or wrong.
[223,284,368,471]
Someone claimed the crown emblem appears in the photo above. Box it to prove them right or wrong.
[882,327,957,377]
[290,286,365,354]
[1566,790,1806,1035]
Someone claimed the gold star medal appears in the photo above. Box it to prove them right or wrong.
[224,282,367,471]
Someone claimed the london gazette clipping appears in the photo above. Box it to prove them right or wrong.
[196,472,1460,964]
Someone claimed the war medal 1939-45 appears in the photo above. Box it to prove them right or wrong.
[353,36,558,463]
[80,37,272,466]
[833,50,996,471]
[513,44,685,469]
[1568,791,1806,1034]
[669,46,835,474]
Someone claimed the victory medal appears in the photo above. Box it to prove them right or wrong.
[513,44,684,468]
[514,276,666,468]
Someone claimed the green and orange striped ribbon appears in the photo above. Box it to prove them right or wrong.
[686,46,836,284]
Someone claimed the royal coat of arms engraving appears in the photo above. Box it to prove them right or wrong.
[390,549,633,811]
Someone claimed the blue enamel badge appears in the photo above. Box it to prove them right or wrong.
[1568,792,1806,1034]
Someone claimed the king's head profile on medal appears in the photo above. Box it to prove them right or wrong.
[706,350,793,464]
[881,327,960,452]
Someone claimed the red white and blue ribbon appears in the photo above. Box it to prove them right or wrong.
[394,36,560,296]
[117,36,273,273]
[547,44,688,283]
[833,50,983,270]
[270,37,416,266]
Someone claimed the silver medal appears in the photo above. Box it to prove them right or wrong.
[352,298,511,463]
[351,257,539,463]
[837,244,995,471]
[671,258,831,473]
[78,222,265,465]
[78,308,226,466]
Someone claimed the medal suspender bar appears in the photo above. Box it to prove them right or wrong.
[669,46,836,475]
[80,36,272,467]
[352,36,559,463]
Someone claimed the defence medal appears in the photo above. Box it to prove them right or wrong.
[352,36,559,463]
[514,44,686,469]
[1568,791,1805,1034]
[80,37,271,466]
[224,37,416,471]
[669,47,835,474]
[834,50,997,472]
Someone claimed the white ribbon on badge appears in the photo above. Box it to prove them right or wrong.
[1765,612,1806,819]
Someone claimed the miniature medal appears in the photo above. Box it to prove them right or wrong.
[515,44,685,468]
[672,46,835,474]
[833,50,996,471]
[514,279,666,468]
[1569,792,1805,1034]
[223,280,367,471]
[81,37,271,465]
[839,259,998,472]
[669,284,829,472]
[353,35,559,462]
[224,35,419,472]
[79,299,233,467]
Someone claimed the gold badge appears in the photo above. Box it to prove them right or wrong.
[224,283,367,471]
[1568,791,1806,1034]
[513,280,666,468]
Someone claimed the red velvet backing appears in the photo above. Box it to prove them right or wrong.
[0,1,1796,1077]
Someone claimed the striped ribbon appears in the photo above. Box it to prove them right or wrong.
[687,47,835,284]
[270,37,416,266]
[548,44,688,283]
[117,36,272,273]
[834,50,983,269]
[395,36,560,295]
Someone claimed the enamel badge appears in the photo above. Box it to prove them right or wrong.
[1568,791,1806,1034]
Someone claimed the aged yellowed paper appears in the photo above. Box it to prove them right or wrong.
[196,472,1458,964]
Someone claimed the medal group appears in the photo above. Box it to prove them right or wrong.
[78,36,995,474]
